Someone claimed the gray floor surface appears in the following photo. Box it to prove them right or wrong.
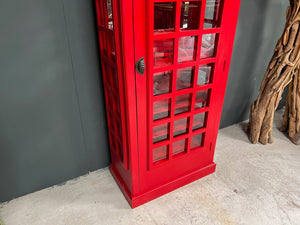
[0,110,299,225]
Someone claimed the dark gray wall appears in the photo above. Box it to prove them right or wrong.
[0,0,109,203]
[0,0,290,202]
[220,0,289,128]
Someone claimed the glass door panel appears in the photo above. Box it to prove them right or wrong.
[149,0,223,169]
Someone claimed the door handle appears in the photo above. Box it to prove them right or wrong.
[136,57,145,75]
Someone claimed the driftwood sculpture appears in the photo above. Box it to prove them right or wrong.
[248,0,300,145]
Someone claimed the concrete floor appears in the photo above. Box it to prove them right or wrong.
[0,110,300,225]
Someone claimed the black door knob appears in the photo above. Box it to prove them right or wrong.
[136,57,145,75]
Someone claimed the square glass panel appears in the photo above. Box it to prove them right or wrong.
[198,64,213,86]
[178,36,197,63]
[204,0,222,29]
[154,39,174,67]
[153,145,169,162]
[177,67,194,90]
[175,94,192,115]
[195,90,209,109]
[105,0,113,29]
[153,123,170,143]
[180,1,201,30]
[173,117,189,137]
[154,2,176,33]
[153,99,171,121]
[154,71,172,96]
[193,112,206,131]
[173,139,188,155]
[200,33,217,59]
[191,133,204,149]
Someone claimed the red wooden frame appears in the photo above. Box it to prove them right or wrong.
[95,0,241,208]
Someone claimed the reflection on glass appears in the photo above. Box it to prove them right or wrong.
[198,64,213,86]
[173,139,188,155]
[191,133,204,149]
[106,0,113,29]
[153,123,170,143]
[177,67,194,90]
[153,99,171,121]
[195,90,209,109]
[178,36,197,63]
[153,71,172,96]
[175,94,192,115]
[180,1,201,30]
[153,145,168,162]
[174,117,189,137]
[204,0,222,29]
[154,2,176,33]
[154,39,174,67]
[200,34,217,59]
[193,113,206,130]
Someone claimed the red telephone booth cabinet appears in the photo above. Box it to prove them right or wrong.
[95,0,241,208]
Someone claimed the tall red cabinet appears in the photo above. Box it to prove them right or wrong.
[95,0,241,208]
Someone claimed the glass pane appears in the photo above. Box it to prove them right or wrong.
[204,0,222,29]
[200,33,217,59]
[191,133,204,149]
[193,113,206,130]
[175,94,192,115]
[195,90,209,109]
[177,67,194,90]
[174,117,189,137]
[154,2,176,33]
[178,36,197,63]
[198,64,213,86]
[180,1,201,30]
[153,123,170,143]
[173,139,188,155]
[153,99,171,121]
[154,71,172,96]
[105,0,113,29]
[154,39,174,67]
[153,145,168,162]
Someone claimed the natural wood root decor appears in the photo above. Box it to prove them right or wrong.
[248,0,300,145]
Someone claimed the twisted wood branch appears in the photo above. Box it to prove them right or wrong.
[248,0,300,145]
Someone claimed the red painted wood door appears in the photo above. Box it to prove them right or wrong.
[134,0,240,192]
